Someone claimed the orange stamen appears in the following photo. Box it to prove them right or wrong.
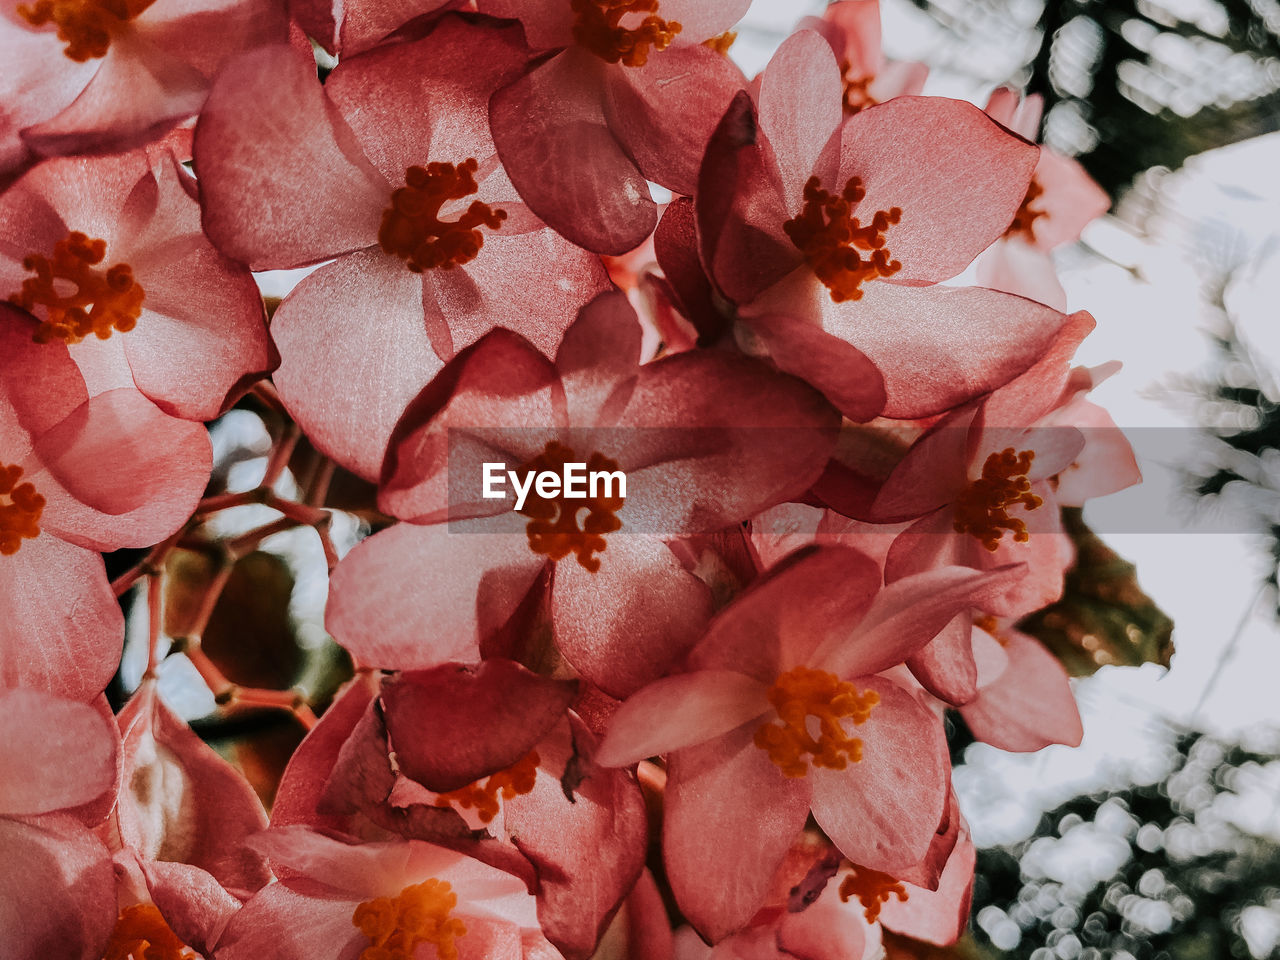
[0,464,44,556]
[953,448,1043,551]
[102,903,197,960]
[783,176,902,303]
[1007,178,1046,240]
[517,441,624,573]
[754,666,879,778]
[379,160,506,273]
[839,63,878,114]
[433,750,540,824]
[838,866,908,923]
[702,30,736,56]
[10,231,144,344]
[571,0,682,67]
[17,0,154,61]
[352,879,467,960]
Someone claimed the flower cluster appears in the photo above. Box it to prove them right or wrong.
[2,0,1138,958]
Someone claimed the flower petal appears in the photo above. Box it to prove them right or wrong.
[0,687,117,816]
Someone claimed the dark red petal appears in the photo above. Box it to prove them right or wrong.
[491,49,655,255]
[381,659,577,792]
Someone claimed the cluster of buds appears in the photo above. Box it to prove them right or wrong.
[0,0,1134,959]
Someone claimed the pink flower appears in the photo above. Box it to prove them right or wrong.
[595,544,1025,940]
[681,29,1074,421]
[0,307,210,701]
[975,87,1111,308]
[800,0,928,114]
[326,291,839,698]
[0,148,274,421]
[0,686,119,959]
[195,16,611,481]
[0,0,287,187]
[479,0,751,253]
[214,826,565,960]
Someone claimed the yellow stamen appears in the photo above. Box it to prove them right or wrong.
[379,160,506,273]
[0,464,44,556]
[517,441,624,573]
[102,903,197,960]
[838,866,908,923]
[783,176,902,303]
[10,231,144,344]
[433,750,540,824]
[953,448,1043,551]
[16,0,154,61]
[571,0,681,67]
[754,666,879,778]
[352,879,467,960]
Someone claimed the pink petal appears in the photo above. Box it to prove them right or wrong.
[595,670,768,768]
[552,534,714,698]
[381,659,576,792]
[0,818,116,960]
[272,673,380,831]
[137,859,243,955]
[326,522,544,669]
[748,273,1070,420]
[978,310,1095,428]
[336,0,456,57]
[868,58,929,101]
[755,30,843,204]
[974,237,1067,309]
[555,291,643,427]
[653,197,724,342]
[816,562,1027,679]
[777,891,867,960]
[691,545,882,682]
[1025,150,1110,250]
[905,613,980,707]
[0,687,117,816]
[212,882,365,960]
[491,48,655,255]
[810,0,882,79]
[665,726,811,942]
[194,44,386,270]
[0,535,121,701]
[379,330,559,523]
[621,869,675,960]
[838,96,1038,282]
[1050,400,1141,505]
[742,312,886,421]
[114,152,273,421]
[879,831,976,945]
[984,87,1042,140]
[326,14,527,176]
[868,406,977,522]
[603,42,746,197]
[474,0,575,51]
[960,631,1082,751]
[31,388,211,551]
[504,736,648,960]
[116,683,271,894]
[652,0,752,42]
[0,306,88,449]
[270,249,443,482]
[695,92,797,304]
[808,677,947,873]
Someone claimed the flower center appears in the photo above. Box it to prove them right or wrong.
[102,903,196,960]
[517,441,624,574]
[702,30,736,55]
[783,176,902,303]
[1006,177,1046,240]
[953,448,1043,551]
[353,879,467,960]
[837,865,908,923]
[379,161,506,273]
[839,63,878,114]
[9,231,144,344]
[754,666,879,778]
[433,750,540,824]
[16,0,154,61]
[0,464,44,557]
[570,0,682,67]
